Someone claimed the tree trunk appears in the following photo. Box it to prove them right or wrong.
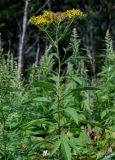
[35,36,40,66]
[18,0,29,77]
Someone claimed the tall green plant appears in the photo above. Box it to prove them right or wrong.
[28,9,101,160]
[92,31,115,159]
[1,9,114,160]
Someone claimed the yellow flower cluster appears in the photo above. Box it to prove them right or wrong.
[54,12,67,23]
[66,9,84,18]
[29,9,84,26]
[43,10,54,20]
[29,15,49,26]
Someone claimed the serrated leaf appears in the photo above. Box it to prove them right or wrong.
[78,113,86,122]
[71,75,82,85]
[47,53,54,64]
[50,75,58,82]
[96,151,105,160]
[101,110,107,119]
[68,137,77,150]
[51,139,61,155]
[22,118,46,129]
[33,97,50,102]
[61,135,72,160]
[65,107,78,125]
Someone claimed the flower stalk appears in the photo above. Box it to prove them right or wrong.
[29,8,85,136]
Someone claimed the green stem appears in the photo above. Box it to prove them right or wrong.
[43,24,62,135]
[56,41,61,135]
[43,27,55,46]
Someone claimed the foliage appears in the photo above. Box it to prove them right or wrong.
[0,25,115,160]
[0,38,31,160]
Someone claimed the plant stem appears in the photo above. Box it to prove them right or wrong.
[43,27,55,46]
[56,41,61,135]
[44,23,62,135]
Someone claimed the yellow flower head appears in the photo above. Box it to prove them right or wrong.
[43,10,54,18]
[54,12,67,23]
[29,9,84,27]
[66,9,85,18]
[42,10,67,23]
[29,15,49,26]
[42,10,55,23]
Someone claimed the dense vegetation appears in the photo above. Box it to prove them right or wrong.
[0,1,115,160]
[0,21,115,159]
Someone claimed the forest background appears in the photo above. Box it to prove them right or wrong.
[0,0,115,75]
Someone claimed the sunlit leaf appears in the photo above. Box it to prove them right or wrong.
[22,118,46,129]
[51,139,61,155]
[96,151,105,160]
[65,107,78,125]
[61,135,72,160]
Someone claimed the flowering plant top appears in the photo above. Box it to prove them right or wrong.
[29,9,85,26]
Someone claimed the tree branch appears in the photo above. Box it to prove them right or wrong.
[18,0,29,76]
[35,35,40,66]
[35,0,50,15]
[24,40,38,55]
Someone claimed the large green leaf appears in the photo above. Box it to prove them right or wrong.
[68,137,77,150]
[71,75,83,85]
[22,118,46,129]
[61,135,72,160]
[65,107,79,125]
[73,86,99,91]
[51,139,61,156]
[96,151,105,160]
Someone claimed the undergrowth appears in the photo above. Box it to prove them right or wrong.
[0,20,115,160]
